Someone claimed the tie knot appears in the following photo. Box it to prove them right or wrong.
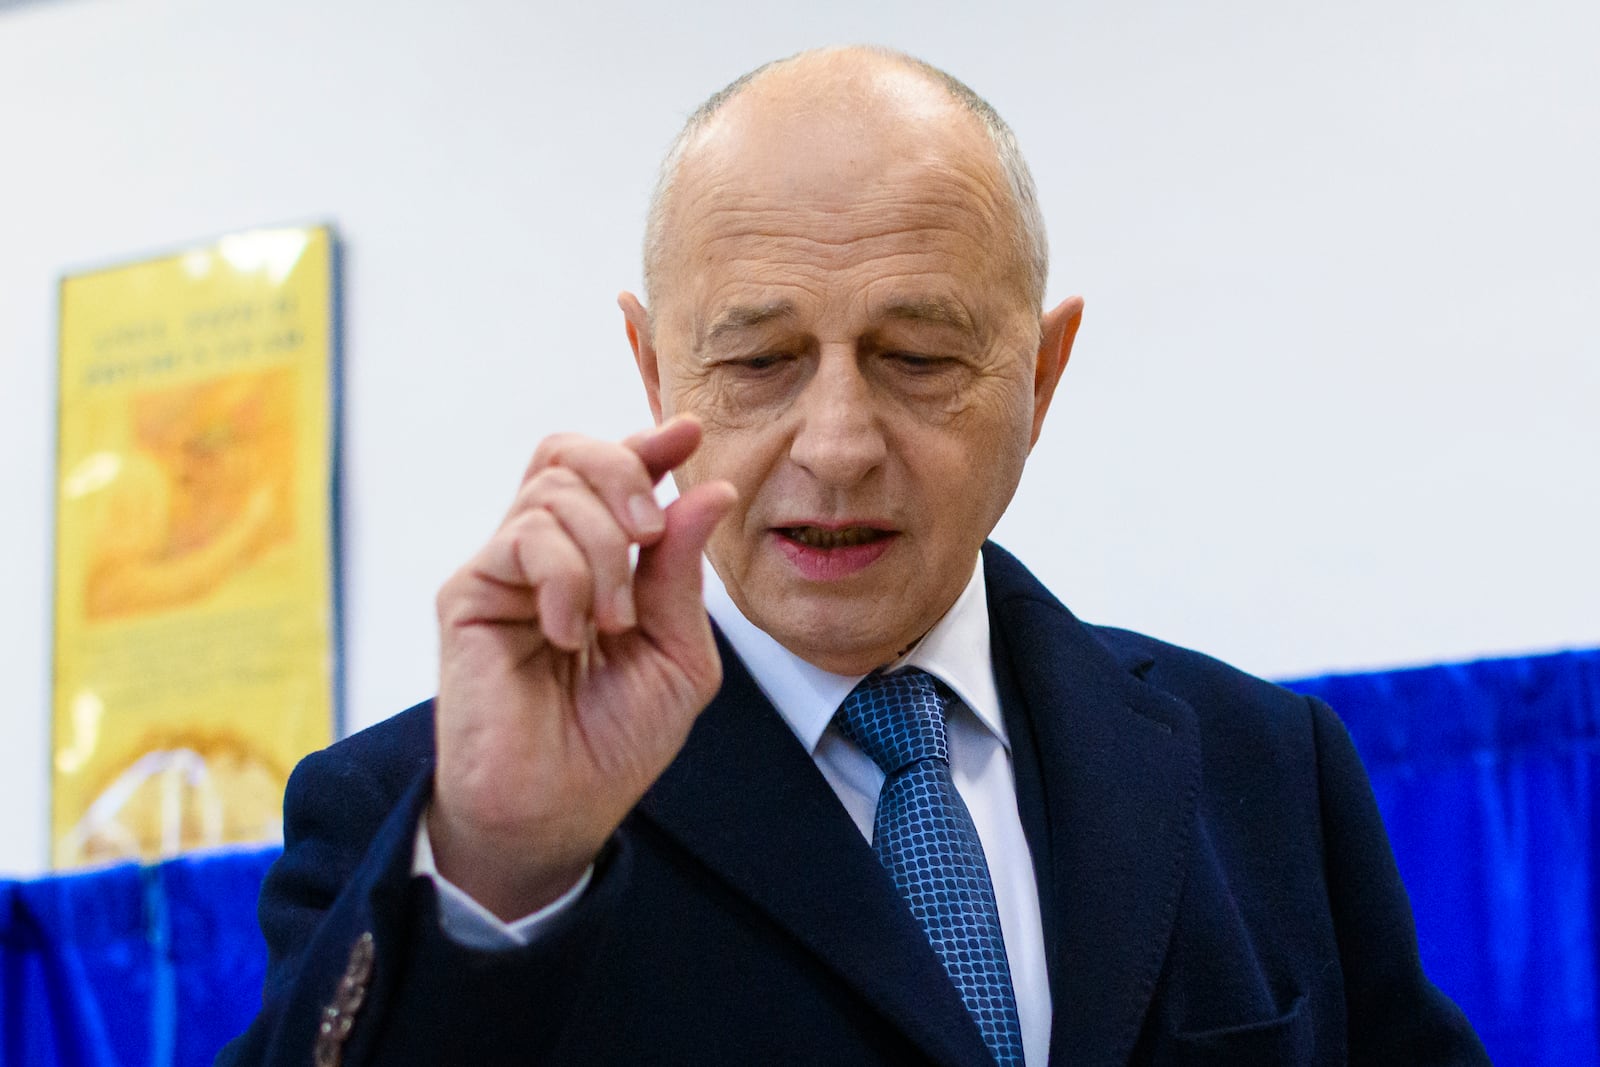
[836,668,948,775]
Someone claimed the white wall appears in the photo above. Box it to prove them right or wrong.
[2,0,1595,875]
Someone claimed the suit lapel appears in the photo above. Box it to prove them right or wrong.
[637,632,996,1067]
[983,544,1202,1067]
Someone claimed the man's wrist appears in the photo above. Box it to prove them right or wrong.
[424,800,597,923]
[413,810,594,947]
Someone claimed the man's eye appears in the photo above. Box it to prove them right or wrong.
[736,353,792,372]
[885,352,949,373]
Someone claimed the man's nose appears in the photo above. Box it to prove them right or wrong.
[787,350,888,487]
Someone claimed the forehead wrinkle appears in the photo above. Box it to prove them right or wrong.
[672,128,1010,236]
[722,166,1005,231]
[690,205,1008,279]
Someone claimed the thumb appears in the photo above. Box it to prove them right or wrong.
[633,481,737,637]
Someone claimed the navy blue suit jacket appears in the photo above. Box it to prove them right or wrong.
[221,543,1486,1065]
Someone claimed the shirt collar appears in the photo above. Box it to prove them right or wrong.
[702,555,1007,755]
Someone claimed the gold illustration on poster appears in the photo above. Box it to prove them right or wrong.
[52,225,337,869]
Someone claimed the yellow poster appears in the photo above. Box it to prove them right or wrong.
[52,225,338,869]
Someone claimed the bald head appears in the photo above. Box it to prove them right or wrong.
[642,47,1049,316]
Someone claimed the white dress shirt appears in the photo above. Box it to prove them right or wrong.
[415,555,1053,1066]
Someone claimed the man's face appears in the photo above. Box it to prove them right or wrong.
[627,73,1075,674]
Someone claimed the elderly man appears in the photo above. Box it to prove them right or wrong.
[224,47,1486,1066]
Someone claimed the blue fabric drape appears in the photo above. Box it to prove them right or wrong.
[1286,647,1600,1067]
[1,863,152,1067]
[1,848,277,1067]
[3,647,1596,1065]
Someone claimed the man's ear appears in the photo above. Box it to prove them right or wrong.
[619,291,665,423]
[1029,295,1084,448]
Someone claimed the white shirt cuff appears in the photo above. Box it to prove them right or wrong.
[411,811,595,950]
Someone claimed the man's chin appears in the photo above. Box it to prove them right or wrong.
[719,552,933,673]
[759,612,911,677]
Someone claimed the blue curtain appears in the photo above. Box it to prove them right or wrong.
[1286,647,1600,1066]
[4,647,1597,1065]
[1,848,277,1067]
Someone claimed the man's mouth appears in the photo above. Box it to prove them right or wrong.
[776,525,893,550]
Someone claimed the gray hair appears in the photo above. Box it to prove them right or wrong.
[642,47,1050,314]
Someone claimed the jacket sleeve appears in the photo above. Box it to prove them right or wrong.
[1310,695,1491,1066]
[215,727,629,1065]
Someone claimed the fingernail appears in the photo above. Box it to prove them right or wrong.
[613,588,636,628]
[628,493,664,535]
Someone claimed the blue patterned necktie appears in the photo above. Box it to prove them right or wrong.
[837,668,1025,1067]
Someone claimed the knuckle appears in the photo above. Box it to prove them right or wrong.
[552,436,648,492]
[522,528,586,581]
[436,563,479,613]
[520,466,583,506]
[528,432,585,475]
[503,507,559,546]
[522,483,632,560]
[512,473,576,515]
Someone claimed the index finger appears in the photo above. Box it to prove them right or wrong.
[520,417,703,543]
[622,415,703,483]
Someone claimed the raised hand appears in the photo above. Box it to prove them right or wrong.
[428,417,736,920]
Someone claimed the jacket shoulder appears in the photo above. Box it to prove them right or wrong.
[983,540,1317,741]
[1089,624,1324,771]
[1089,625,1309,714]
[289,698,437,810]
